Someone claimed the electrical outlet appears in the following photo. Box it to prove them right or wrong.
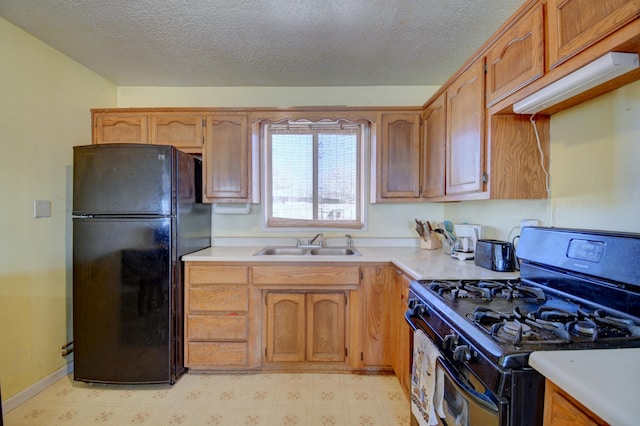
[520,219,538,228]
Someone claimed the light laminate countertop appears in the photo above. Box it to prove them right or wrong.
[182,245,519,280]
[529,348,640,426]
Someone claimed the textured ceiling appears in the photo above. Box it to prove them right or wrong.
[0,0,524,87]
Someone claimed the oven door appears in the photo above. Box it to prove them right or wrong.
[435,356,499,426]
[406,304,501,426]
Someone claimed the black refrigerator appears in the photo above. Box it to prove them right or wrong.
[72,144,211,384]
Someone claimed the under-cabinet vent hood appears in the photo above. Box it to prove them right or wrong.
[513,52,639,115]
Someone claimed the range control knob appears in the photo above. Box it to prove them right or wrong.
[408,299,427,316]
[453,345,472,362]
[443,332,457,350]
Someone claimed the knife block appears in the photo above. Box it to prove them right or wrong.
[420,238,442,250]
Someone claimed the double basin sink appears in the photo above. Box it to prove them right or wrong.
[254,246,361,256]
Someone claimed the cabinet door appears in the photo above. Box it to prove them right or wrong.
[379,113,421,199]
[421,94,446,198]
[486,3,544,106]
[543,380,607,426]
[446,60,486,195]
[93,113,148,145]
[265,293,306,362]
[203,114,249,202]
[360,266,392,368]
[547,0,640,68]
[149,113,204,153]
[306,293,346,362]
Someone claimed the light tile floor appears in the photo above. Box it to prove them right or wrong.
[3,372,410,425]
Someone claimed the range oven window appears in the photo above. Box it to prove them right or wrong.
[437,358,499,426]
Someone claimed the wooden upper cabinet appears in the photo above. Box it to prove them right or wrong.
[203,113,250,202]
[379,113,421,199]
[446,59,486,196]
[547,0,640,68]
[486,3,544,106]
[93,112,148,145]
[421,93,446,198]
[149,113,204,153]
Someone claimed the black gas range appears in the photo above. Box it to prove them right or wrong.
[406,227,640,426]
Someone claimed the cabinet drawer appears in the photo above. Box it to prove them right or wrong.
[188,265,248,284]
[189,286,248,312]
[252,266,360,285]
[187,342,248,366]
[187,315,247,340]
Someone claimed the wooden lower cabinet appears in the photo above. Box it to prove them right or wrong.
[184,262,412,378]
[543,379,606,425]
[358,266,393,369]
[184,263,254,369]
[392,268,412,397]
[265,291,347,363]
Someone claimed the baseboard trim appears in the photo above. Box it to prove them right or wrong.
[2,362,74,414]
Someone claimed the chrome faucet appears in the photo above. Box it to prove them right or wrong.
[308,233,323,246]
[345,234,353,248]
[296,233,324,247]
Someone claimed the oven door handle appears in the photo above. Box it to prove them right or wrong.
[436,357,499,413]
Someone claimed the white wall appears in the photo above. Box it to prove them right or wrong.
[0,17,117,400]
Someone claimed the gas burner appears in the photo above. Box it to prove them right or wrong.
[490,319,536,345]
[504,321,533,337]
[569,319,597,337]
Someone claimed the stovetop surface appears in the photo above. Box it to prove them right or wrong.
[410,277,640,367]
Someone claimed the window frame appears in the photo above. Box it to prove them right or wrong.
[261,118,368,230]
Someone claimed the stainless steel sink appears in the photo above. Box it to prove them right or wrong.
[254,247,308,255]
[253,246,361,256]
[309,247,361,256]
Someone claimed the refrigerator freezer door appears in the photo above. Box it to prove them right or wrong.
[73,217,175,384]
[73,144,174,216]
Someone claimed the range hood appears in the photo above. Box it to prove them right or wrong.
[513,52,639,115]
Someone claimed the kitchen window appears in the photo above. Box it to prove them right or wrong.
[263,120,366,229]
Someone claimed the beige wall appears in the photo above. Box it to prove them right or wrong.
[117,86,438,108]
[0,17,117,400]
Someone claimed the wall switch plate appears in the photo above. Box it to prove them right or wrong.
[34,200,51,218]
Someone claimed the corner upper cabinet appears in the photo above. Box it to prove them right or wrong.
[93,112,149,145]
[149,113,204,153]
[376,112,421,200]
[486,3,544,106]
[421,93,446,198]
[203,113,250,203]
[547,0,640,68]
[446,59,486,196]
